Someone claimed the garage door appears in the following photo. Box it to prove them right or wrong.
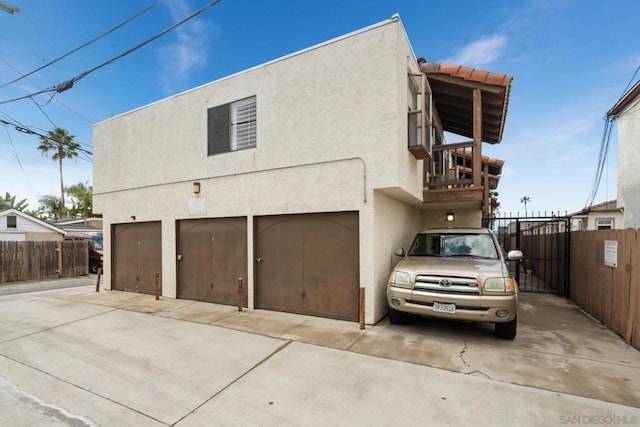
[112,222,162,295]
[255,212,359,321]
[177,217,248,306]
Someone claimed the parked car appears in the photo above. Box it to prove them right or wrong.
[386,228,523,339]
[64,233,104,274]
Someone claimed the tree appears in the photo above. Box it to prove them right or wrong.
[66,182,93,218]
[38,194,64,221]
[37,127,80,210]
[520,196,531,217]
[1,191,29,211]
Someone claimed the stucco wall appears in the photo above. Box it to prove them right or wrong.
[617,98,640,228]
[422,209,482,229]
[93,17,424,323]
[93,17,418,202]
[372,191,422,321]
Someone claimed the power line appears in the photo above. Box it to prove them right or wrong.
[0,57,92,123]
[0,0,223,106]
[0,123,35,193]
[0,114,93,160]
[584,116,615,208]
[0,109,92,153]
[618,65,640,100]
[585,65,640,208]
[0,2,159,88]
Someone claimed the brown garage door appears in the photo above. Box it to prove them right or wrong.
[255,212,359,321]
[112,222,162,295]
[177,217,248,306]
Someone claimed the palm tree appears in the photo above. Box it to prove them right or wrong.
[1,191,29,211]
[66,181,93,218]
[37,127,80,210]
[38,194,64,221]
[520,196,531,217]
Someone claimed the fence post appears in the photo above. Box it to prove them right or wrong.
[359,287,365,330]
[155,272,160,300]
[237,277,243,312]
[95,267,102,292]
[57,240,63,278]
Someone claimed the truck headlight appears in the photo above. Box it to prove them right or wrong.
[388,271,412,288]
[484,278,515,292]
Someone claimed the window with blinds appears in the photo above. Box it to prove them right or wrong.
[208,96,256,155]
[231,97,256,150]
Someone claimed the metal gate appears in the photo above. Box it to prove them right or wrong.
[484,213,570,296]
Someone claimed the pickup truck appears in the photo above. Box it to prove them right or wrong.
[386,228,523,339]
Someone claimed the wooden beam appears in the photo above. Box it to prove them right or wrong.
[426,178,474,188]
[431,141,474,152]
[422,187,483,204]
[483,163,490,215]
[427,73,507,95]
[473,88,482,187]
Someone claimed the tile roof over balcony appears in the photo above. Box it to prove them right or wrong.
[419,61,513,144]
[453,148,505,190]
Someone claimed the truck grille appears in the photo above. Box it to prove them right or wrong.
[414,275,479,294]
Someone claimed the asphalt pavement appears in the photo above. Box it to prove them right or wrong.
[0,277,638,426]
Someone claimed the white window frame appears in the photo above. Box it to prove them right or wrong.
[231,97,256,151]
[596,218,614,230]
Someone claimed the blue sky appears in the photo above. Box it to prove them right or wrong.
[1,0,639,217]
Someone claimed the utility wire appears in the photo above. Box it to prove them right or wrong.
[584,116,615,208]
[0,0,223,106]
[0,2,159,88]
[0,57,92,123]
[0,109,92,152]
[0,114,93,160]
[585,65,640,208]
[618,65,640,100]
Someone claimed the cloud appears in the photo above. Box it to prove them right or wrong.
[440,34,508,68]
[157,0,212,94]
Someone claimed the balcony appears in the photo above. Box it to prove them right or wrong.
[409,61,512,215]
[423,143,503,214]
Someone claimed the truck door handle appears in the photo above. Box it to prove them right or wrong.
[256,258,263,263]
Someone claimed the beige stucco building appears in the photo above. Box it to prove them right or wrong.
[93,16,512,324]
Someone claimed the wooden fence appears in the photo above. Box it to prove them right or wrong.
[0,240,88,283]
[570,229,640,350]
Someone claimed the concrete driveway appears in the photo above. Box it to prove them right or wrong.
[0,277,638,426]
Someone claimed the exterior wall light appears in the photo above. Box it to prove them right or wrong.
[192,182,201,194]
[446,212,455,222]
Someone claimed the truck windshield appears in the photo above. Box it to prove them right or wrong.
[91,235,104,251]
[408,233,498,259]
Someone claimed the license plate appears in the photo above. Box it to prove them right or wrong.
[433,302,456,314]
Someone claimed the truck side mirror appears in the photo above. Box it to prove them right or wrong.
[507,250,523,261]
[394,248,405,257]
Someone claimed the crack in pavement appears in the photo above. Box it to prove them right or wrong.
[459,340,470,367]
[458,340,492,379]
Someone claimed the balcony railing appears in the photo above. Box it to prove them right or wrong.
[423,142,501,214]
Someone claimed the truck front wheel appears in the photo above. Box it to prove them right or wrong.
[494,316,517,339]
[388,306,407,324]
[89,261,100,274]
